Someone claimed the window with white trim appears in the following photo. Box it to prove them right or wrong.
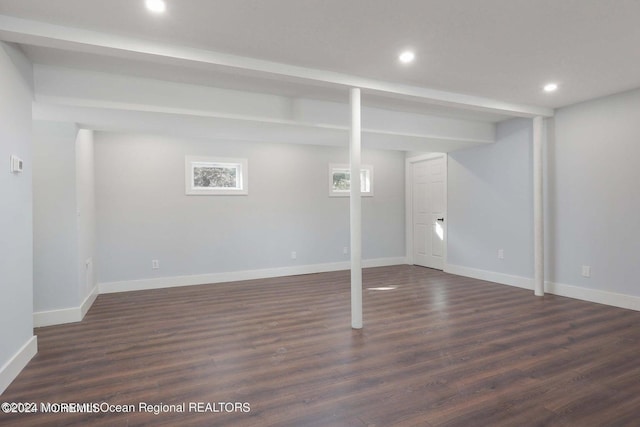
[185,156,248,195]
[329,164,374,197]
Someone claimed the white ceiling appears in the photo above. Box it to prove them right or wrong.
[1,0,639,119]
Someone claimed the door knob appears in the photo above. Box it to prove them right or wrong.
[437,217,444,222]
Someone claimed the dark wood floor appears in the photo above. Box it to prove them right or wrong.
[2,266,640,426]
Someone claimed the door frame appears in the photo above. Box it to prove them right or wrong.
[405,153,448,267]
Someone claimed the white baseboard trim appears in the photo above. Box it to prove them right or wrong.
[445,263,640,312]
[80,285,99,319]
[33,285,99,328]
[0,336,37,395]
[445,263,533,290]
[99,257,407,294]
[33,307,79,328]
[546,281,640,312]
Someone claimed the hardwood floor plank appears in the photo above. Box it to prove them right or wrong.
[1,266,639,426]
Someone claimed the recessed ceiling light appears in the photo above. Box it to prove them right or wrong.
[543,83,558,93]
[145,0,166,13]
[398,50,415,64]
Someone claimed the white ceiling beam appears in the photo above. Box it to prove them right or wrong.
[0,14,554,118]
[33,102,490,152]
[33,65,496,147]
[32,95,495,146]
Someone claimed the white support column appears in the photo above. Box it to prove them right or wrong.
[533,116,544,296]
[350,88,363,329]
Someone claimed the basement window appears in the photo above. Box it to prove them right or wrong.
[185,156,248,195]
[329,164,374,197]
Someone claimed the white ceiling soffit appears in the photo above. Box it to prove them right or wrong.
[33,102,485,153]
[0,14,553,118]
[21,45,512,123]
[32,64,495,151]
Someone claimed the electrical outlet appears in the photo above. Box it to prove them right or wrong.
[152,259,160,269]
[497,249,504,259]
[291,251,297,260]
[343,246,348,254]
[581,265,591,278]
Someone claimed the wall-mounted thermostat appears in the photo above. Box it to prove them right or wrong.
[10,155,23,173]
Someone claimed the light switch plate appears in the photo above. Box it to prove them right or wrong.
[10,155,23,173]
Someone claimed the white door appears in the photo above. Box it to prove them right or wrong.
[412,156,446,269]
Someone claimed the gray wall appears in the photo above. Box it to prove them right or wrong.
[0,43,34,368]
[75,129,96,302]
[549,88,640,295]
[33,124,96,313]
[95,132,405,283]
[33,121,79,311]
[448,88,640,299]
[448,118,534,278]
